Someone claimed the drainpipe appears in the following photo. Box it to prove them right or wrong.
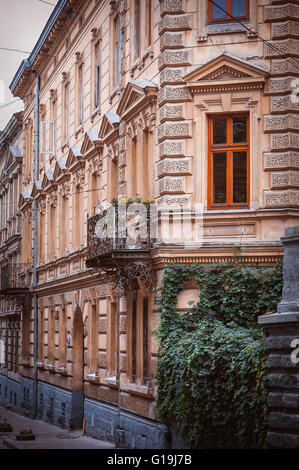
[32,71,39,418]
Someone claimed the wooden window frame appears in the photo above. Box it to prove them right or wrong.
[208,0,249,24]
[208,113,250,210]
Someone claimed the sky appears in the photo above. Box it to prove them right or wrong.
[0,0,59,130]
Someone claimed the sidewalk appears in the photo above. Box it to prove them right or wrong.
[0,405,116,449]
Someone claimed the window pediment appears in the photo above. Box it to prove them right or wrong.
[53,157,68,180]
[66,146,84,170]
[80,130,103,156]
[117,79,158,121]
[184,53,269,93]
[99,112,120,145]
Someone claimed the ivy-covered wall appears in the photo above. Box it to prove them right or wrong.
[155,256,283,448]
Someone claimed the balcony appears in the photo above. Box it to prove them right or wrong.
[86,202,157,290]
[86,203,156,269]
[0,263,31,296]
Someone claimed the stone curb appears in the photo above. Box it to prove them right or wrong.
[3,438,26,450]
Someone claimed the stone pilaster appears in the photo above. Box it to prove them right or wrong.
[258,226,299,448]
[157,0,192,209]
[263,1,299,208]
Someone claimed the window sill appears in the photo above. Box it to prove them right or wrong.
[91,107,101,122]
[85,372,100,383]
[75,124,84,139]
[62,141,69,152]
[109,86,120,104]
[124,381,153,397]
[104,375,118,387]
[198,21,256,41]
[56,365,68,376]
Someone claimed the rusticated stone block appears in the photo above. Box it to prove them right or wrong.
[268,392,283,408]
[266,335,299,350]
[266,77,297,95]
[264,113,299,133]
[265,39,299,58]
[160,32,184,51]
[119,315,127,333]
[99,318,107,333]
[264,151,299,170]
[160,0,185,17]
[158,85,191,105]
[159,103,184,122]
[271,170,299,188]
[268,373,299,390]
[282,393,299,409]
[272,21,299,39]
[271,95,299,113]
[159,139,185,158]
[158,49,191,70]
[267,353,299,369]
[160,67,185,85]
[98,352,106,368]
[271,57,299,76]
[159,13,192,34]
[264,189,299,207]
[157,157,192,177]
[271,132,299,151]
[269,412,299,431]
[120,354,127,372]
[264,3,299,23]
[157,120,192,141]
[268,432,299,449]
[159,176,185,194]
[157,193,191,209]
[118,152,126,168]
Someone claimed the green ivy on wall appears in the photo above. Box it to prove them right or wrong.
[155,256,283,448]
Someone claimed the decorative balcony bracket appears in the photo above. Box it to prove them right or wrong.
[87,204,157,294]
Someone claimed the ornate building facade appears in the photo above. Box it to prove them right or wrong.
[1,0,298,448]
[0,112,26,407]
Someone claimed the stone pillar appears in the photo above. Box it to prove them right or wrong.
[258,226,299,448]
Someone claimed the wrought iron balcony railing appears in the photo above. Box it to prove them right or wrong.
[86,203,156,269]
[0,263,31,295]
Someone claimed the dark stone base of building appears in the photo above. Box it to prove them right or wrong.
[0,376,172,448]
[258,312,299,449]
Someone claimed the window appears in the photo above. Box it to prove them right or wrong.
[94,42,101,109]
[129,290,150,385]
[208,0,249,24]
[113,16,120,88]
[79,65,84,125]
[145,0,152,48]
[63,82,69,143]
[50,92,57,155]
[208,114,249,209]
[134,0,140,59]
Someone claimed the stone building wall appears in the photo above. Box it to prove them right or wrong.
[3,0,299,448]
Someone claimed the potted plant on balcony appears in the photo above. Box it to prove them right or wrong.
[0,421,13,432]
[16,428,36,441]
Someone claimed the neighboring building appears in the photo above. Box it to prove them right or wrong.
[0,112,27,409]
[1,0,298,448]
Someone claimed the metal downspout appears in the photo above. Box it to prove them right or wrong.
[32,72,39,418]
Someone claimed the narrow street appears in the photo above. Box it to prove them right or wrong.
[0,406,115,449]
